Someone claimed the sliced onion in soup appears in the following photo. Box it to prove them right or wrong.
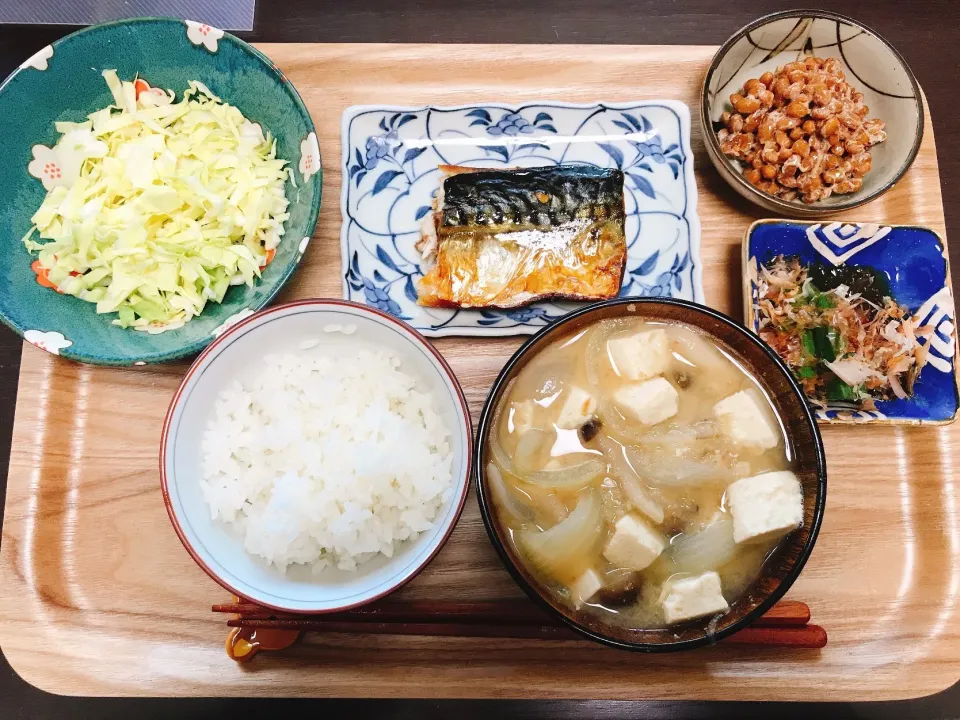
[596,397,649,446]
[489,423,603,490]
[584,319,631,386]
[666,325,743,398]
[619,475,665,525]
[488,392,515,467]
[624,445,735,487]
[538,492,571,525]
[486,462,534,523]
[594,436,664,524]
[638,425,699,447]
[693,420,719,438]
[519,490,602,583]
[489,419,517,475]
[666,515,737,574]
[513,428,556,474]
[525,458,606,490]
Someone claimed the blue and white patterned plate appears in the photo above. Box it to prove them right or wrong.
[340,101,702,336]
[744,219,959,425]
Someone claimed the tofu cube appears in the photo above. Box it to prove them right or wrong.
[603,513,666,571]
[614,377,679,426]
[726,470,804,544]
[571,568,603,608]
[713,389,780,450]
[607,329,671,381]
[661,571,730,624]
[556,386,597,429]
[509,400,535,435]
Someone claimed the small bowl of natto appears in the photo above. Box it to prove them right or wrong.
[701,10,923,217]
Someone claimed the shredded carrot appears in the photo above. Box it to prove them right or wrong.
[31,260,61,292]
[260,248,276,269]
[134,78,150,100]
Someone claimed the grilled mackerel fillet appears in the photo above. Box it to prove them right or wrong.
[415,164,626,308]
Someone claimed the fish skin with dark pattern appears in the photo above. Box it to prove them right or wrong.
[440,165,624,229]
[417,164,627,309]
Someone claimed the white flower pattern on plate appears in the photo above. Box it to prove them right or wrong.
[20,46,53,71]
[212,309,255,338]
[24,330,72,355]
[185,20,224,52]
[28,128,108,191]
[27,145,68,191]
[299,132,321,182]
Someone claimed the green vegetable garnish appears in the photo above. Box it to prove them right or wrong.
[833,331,846,355]
[22,70,291,332]
[797,366,818,379]
[814,293,835,309]
[801,329,817,358]
[811,326,837,363]
[825,376,857,401]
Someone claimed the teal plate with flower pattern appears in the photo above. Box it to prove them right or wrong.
[0,17,321,365]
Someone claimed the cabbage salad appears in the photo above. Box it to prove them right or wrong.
[23,71,291,332]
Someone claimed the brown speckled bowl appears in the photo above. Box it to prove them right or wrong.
[701,10,923,217]
[475,298,827,652]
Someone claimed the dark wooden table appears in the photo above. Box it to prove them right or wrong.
[1,1,958,718]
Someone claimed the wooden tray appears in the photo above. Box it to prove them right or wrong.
[0,43,957,701]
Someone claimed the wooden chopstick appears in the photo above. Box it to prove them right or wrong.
[727,624,826,647]
[212,598,811,626]
[222,616,826,648]
[211,599,550,625]
[212,599,824,648]
[227,618,577,640]
[752,600,810,626]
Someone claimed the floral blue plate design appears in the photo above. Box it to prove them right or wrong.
[0,18,322,365]
[744,219,959,425]
[340,101,702,336]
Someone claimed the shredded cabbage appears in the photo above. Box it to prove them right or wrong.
[23,70,291,332]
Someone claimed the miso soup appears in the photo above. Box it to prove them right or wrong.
[486,318,803,629]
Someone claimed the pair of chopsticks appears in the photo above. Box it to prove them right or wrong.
[212,598,826,661]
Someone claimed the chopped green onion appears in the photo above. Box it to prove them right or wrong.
[826,376,856,401]
[834,332,846,355]
[797,366,818,379]
[827,328,841,352]
[811,326,837,363]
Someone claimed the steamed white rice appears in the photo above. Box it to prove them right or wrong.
[200,346,454,572]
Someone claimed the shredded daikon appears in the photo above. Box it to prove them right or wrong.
[755,255,929,408]
[23,70,290,332]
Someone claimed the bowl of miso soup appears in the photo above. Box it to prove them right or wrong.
[476,298,826,651]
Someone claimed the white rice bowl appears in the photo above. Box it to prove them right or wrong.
[201,348,454,573]
[161,302,471,613]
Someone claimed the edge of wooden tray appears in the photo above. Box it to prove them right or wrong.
[0,43,957,701]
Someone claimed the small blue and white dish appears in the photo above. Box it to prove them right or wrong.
[340,101,703,337]
[744,219,959,425]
